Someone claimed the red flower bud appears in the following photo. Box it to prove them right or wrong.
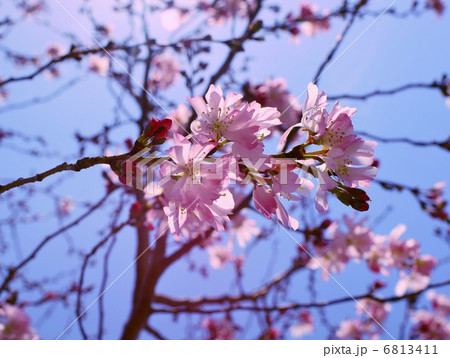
[143,117,172,140]
[129,202,142,219]
[124,138,134,150]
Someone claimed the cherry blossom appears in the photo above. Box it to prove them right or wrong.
[45,42,65,59]
[252,184,299,230]
[188,84,281,149]
[0,304,38,340]
[261,327,281,340]
[170,103,192,133]
[95,24,114,38]
[280,83,377,212]
[228,211,260,247]
[410,291,450,339]
[356,298,391,323]
[88,55,110,76]
[427,291,450,316]
[290,311,314,338]
[395,271,433,296]
[150,53,180,90]
[249,78,301,127]
[57,197,74,218]
[202,0,253,25]
[202,318,236,339]
[208,245,234,269]
[337,298,390,340]
[412,310,450,339]
[424,181,448,221]
[160,133,234,235]
[299,3,330,37]
[336,319,365,340]
[284,3,330,42]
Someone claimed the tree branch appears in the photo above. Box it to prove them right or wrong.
[0,153,128,195]
[328,81,447,101]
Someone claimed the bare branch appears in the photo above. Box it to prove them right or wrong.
[0,153,128,195]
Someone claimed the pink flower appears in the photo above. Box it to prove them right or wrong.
[204,0,252,24]
[0,304,38,340]
[44,66,61,80]
[336,319,365,340]
[95,24,114,37]
[170,104,192,133]
[57,197,74,218]
[208,245,233,269]
[395,271,431,296]
[364,238,390,275]
[290,311,314,338]
[150,53,180,90]
[412,310,450,339]
[424,181,448,220]
[427,291,450,316]
[280,83,377,213]
[356,298,391,323]
[271,160,315,201]
[188,84,281,148]
[332,215,374,259]
[202,318,235,339]
[229,211,260,247]
[324,139,378,189]
[88,55,109,76]
[161,133,234,235]
[262,327,281,340]
[413,255,437,276]
[252,184,299,230]
[384,224,420,268]
[308,243,349,280]
[299,4,330,37]
[249,78,301,127]
[45,42,65,59]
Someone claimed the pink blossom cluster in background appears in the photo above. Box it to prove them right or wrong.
[336,299,391,339]
[0,304,38,340]
[309,216,438,297]
[284,3,330,42]
[411,290,450,339]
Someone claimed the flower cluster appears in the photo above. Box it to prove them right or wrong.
[285,3,330,42]
[149,53,180,91]
[248,78,301,128]
[202,317,237,339]
[200,0,254,25]
[308,216,438,296]
[88,55,110,76]
[422,181,449,222]
[289,310,314,338]
[411,291,450,339]
[114,83,376,238]
[281,83,377,212]
[336,299,391,339]
[0,304,38,340]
